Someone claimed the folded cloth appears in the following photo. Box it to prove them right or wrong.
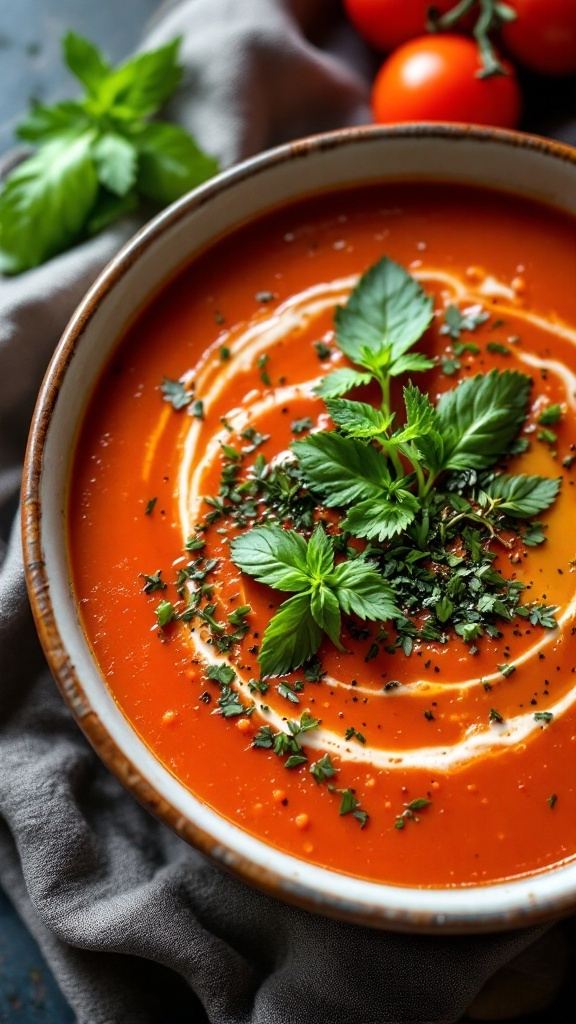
[0,2,571,1022]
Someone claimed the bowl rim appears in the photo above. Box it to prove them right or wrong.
[22,122,576,934]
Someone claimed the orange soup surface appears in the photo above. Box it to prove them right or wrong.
[69,183,576,888]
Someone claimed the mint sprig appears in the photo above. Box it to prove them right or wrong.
[0,32,218,273]
[230,524,398,676]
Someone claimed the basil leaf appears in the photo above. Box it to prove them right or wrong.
[305,525,334,579]
[325,398,393,438]
[343,491,419,541]
[310,585,342,648]
[134,122,218,205]
[330,560,399,620]
[259,593,322,677]
[314,367,373,400]
[92,132,137,196]
[96,38,183,118]
[293,432,389,506]
[17,100,90,142]
[435,369,531,471]
[0,130,98,273]
[230,525,310,591]
[62,31,111,95]
[335,256,433,369]
[484,473,561,518]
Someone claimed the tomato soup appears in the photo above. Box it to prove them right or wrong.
[68,183,576,888]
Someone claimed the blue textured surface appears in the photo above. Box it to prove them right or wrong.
[0,889,74,1022]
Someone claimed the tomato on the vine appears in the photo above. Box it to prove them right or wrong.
[499,0,576,76]
[343,0,455,52]
[371,34,522,128]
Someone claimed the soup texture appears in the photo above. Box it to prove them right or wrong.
[69,183,576,888]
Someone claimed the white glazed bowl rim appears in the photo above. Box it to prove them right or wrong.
[23,123,576,934]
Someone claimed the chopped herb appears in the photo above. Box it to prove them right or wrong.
[440,357,461,376]
[161,377,192,410]
[344,726,366,744]
[145,497,157,515]
[219,345,230,361]
[440,304,488,339]
[548,793,557,809]
[538,404,562,426]
[339,788,368,827]
[156,600,176,627]
[395,797,431,829]
[284,754,308,769]
[291,417,314,434]
[206,663,236,686]
[277,681,300,704]
[310,753,337,783]
[534,711,553,723]
[192,399,204,419]
[486,342,510,356]
[489,708,504,723]
[498,663,516,678]
[140,570,166,593]
[314,340,332,359]
[185,536,206,551]
[255,291,275,303]
[537,428,557,445]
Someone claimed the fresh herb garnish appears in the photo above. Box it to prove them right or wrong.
[0,33,217,273]
[230,523,398,676]
[394,797,431,829]
[161,377,193,410]
[440,304,489,339]
[224,256,561,677]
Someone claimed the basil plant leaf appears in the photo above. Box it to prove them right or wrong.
[334,256,434,370]
[259,593,322,677]
[230,525,310,591]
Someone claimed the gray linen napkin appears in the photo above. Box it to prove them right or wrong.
[0,2,569,1022]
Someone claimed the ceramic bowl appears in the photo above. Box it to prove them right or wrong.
[23,124,576,934]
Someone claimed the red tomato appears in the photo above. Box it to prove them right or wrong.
[343,0,455,52]
[371,35,522,129]
[499,0,576,76]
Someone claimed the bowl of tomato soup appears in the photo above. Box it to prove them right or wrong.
[23,125,576,933]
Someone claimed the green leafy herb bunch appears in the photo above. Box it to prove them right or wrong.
[229,257,562,676]
[0,32,218,273]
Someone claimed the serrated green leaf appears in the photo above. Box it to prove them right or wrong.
[310,584,342,648]
[230,526,310,591]
[0,130,98,273]
[387,353,435,377]
[390,382,436,444]
[314,367,373,399]
[484,473,561,518]
[335,256,433,370]
[414,429,446,473]
[325,398,392,437]
[435,369,531,471]
[95,38,182,118]
[259,593,321,677]
[134,122,218,204]
[293,432,389,506]
[330,560,398,620]
[62,31,111,95]
[305,525,334,578]
[343,491,419,541]
[92,132,137,196]
[17,100,90,142]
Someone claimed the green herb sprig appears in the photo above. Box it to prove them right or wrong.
[225,256,562,677]
[0,32,218,273]
[231,523,398,676]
